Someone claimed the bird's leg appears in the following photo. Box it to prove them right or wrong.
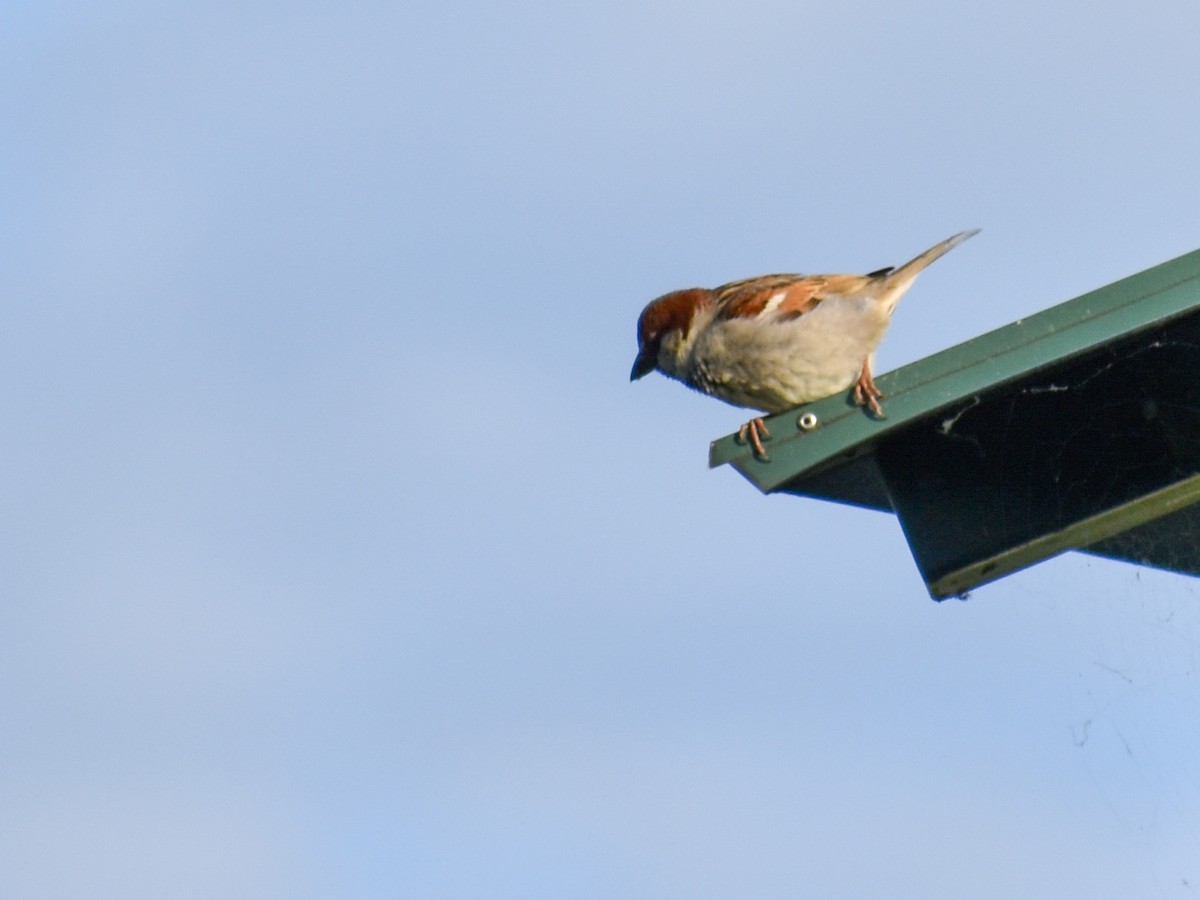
[736,417,771,460]
[853,359,886,418]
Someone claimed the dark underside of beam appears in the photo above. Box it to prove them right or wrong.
[872,310,1200,597]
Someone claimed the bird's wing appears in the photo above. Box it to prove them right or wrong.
[714,273,876,322]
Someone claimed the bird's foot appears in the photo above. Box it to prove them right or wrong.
[736,417,771,460]
[853,363,886,418]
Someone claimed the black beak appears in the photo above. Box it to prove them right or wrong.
[630,350,656,381]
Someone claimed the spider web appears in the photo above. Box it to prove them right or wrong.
[1026,559,1200,894]
[914,315,1200,581]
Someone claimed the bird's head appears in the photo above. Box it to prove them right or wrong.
[630,288,712,383]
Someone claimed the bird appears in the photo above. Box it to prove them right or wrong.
[630,230,979,459]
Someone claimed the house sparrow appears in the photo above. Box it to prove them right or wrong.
[630,230,979,459]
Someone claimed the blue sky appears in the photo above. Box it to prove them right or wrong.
[5,1,1200,897]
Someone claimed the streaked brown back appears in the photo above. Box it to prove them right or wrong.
[715,273,876,322]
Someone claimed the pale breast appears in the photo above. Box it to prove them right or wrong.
[689,292,891,413]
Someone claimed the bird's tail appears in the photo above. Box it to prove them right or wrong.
[881,229,980,298]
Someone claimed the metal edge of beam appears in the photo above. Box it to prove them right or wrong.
[710,247,1200,493]
[923,474,1200,600]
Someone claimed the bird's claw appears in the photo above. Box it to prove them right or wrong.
[853,363,886,419]
[736,417,771,460]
